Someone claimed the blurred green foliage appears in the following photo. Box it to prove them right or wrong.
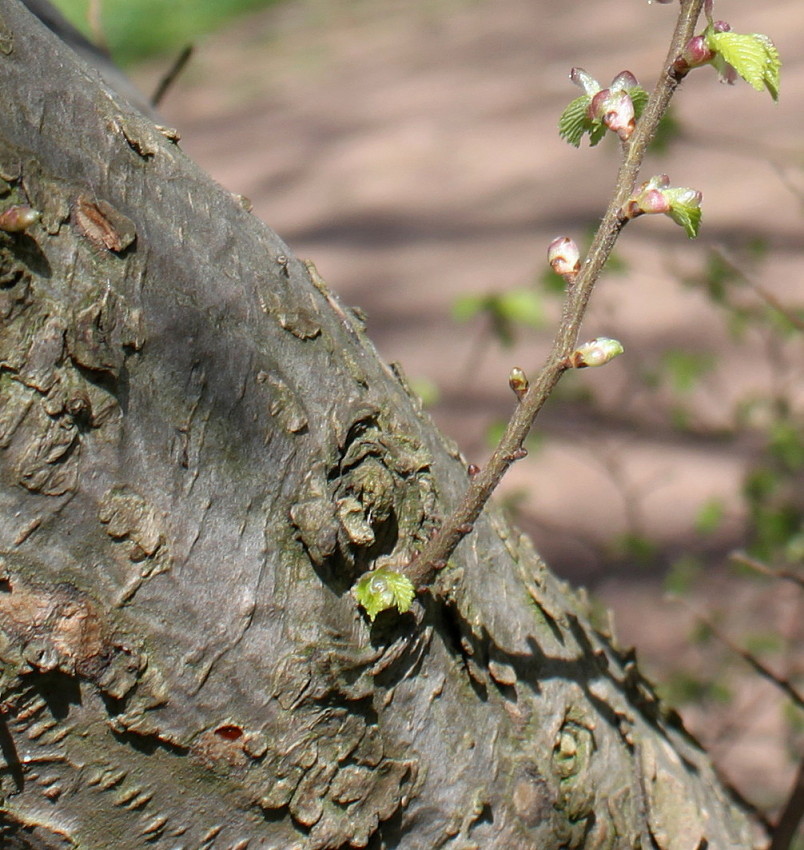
[452,287,546,347]
[52,0,281,64]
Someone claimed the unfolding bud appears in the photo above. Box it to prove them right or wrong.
[623,175,702,238]
[678,35,715,70]
[589,88,635,141]
[567,337,624,369]
[610,70,639,91]
[0,205,40,233]
[353,567,415,622]
[547,236,580,277]
[676,6,781,100]
[664,186,703,207]
[508,366,529,399]
[560,70,647,148]
[623,175,670,218]
[569,67,601,98]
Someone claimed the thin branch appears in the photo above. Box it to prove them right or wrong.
[88,0,107,52]
[676,598,804,711]
[712,245,804,332]
[406,0,707,589]
[770,758,804,850]
[152,44,194,108]
[731,551,804,590]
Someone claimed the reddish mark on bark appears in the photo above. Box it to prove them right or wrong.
[73,195,136,253]
[214,724,243,741]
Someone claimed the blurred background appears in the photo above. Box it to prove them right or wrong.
[52,0,803,831]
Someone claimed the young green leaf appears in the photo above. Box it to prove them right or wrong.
[708,31,781,100]
[353,567,415,622]
[695,498,725,535]
[559,95,594,147]
[667,203,702,239]
[630,86,649,117]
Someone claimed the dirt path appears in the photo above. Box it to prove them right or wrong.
[140,0,804,812]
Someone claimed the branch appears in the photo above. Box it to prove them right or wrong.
[770,758,804,850]
[712,245,804,332]
[731,551,804,590]
[405,0,707,589]
[676,599,804,711]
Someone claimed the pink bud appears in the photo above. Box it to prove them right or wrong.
[610,71,639,92]
[588,88,636,142]
[648,174,671,189]
[570,67,601,97]
[681,35,715,68]
[547,236,581,277]
[603,90,635,141]
[624,177,673,219]
[638,189,670,214]
[713,21,731,33]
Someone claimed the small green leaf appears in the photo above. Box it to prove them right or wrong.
[708,31,781,100]
[353,568,415,622]
[664,555,703,596]
[768,420,804,470]
[660,349,715,393]
[559,94,592,147]
[452,293,487,322]
[630,86,649,118]
[496,288,545,328]
[588,122,607,147]
[407,376,439,408]
[752,33,781,101]
[695,498,725,535]
[667,203,701,238]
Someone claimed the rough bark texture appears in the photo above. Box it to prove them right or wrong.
[0,2,762,847]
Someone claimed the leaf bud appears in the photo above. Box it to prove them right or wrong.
[589,90,635,141]
[547,236,581,277]
[508,366,529,399]
[0,205,41,233]
[679,35,715,69]
[353,567,415,622]
[569,67,601,97]
[623,176,702,238]
[567,337,624,369]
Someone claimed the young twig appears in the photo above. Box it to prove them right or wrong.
[712,245,804,332]
[731,551,804,590]
[676,598,804,710]
[88,0,107,52]
[152,44,195,108]
[405,0,707,590]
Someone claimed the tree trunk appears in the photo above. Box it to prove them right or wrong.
[0,2,762,847]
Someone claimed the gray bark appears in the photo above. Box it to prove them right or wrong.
[0,1,762,847]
